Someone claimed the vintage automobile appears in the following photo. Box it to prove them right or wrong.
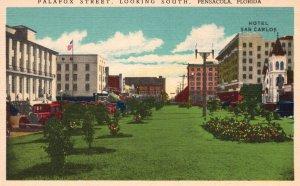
[19,103,63,128]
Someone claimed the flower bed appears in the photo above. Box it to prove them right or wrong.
[202,117,292,143]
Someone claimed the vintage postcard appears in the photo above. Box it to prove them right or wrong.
[1,0,299,185]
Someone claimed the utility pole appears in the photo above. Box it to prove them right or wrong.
[179,75,186,91]
[195,48,214,118]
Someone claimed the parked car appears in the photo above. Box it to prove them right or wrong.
[19,103,63,128]
[275,101,294,117]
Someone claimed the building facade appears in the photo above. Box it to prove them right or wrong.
[187,62,218,104]
[262,38,287,103]
[6,25,58,103]
[216,33,293,92]
[56,54,106,97]
[107,74,123,94]
[124,76,166,96]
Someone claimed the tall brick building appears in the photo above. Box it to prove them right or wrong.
[187,62,218,104]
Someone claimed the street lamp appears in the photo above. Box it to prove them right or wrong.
[59,89,63,101]
[195,48,214,119]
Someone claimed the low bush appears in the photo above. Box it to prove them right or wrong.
[202,117,292,143]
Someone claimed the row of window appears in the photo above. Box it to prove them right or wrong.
[57,64,90,71]
[242,50,292,57]
[190,72,217,77]
[57,74,90,82]
[57,83,90,92]
[190,87,214,90]
[242,42,292,48]
[190,77,217,81]
[190,67,216,71]
[10,77,51,94]
[190,82,216,86]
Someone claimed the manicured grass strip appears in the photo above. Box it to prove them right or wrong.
[7,105,293,180]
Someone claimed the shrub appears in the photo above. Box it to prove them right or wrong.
[82,111,96,150]
[44,117,73,172]
[202,117,292,143]
[207,100,221,116]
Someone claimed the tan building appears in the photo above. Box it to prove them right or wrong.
[6,25,58,103]
[56,54,106,97]
[217,33,293,91]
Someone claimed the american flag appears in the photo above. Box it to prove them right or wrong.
[67,40,73,51]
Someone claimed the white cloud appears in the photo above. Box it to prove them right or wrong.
[36,30,163,57]
[172,23,235,54]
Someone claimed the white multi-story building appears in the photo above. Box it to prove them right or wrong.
[56,54,106,97]
[217,33,293,91]
[6,25,58,103]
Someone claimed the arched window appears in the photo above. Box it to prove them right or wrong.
[276,61,279,70]
[280,61,284,70]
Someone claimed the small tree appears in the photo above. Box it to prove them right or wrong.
[44,117,73,172]
[207,100,220,116]
[82,111,96,150]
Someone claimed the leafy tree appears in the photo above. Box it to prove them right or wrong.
[44,117,73,172]
[82,111,96,150]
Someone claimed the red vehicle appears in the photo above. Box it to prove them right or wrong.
[217,91,243,106]
[19,103,63,128]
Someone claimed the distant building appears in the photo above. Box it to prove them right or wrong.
[187,62,218,104]
[124,76,166,96]
[56,54,106,97]
[216,33,294,92]
[6,25,58,103]
[107,74,123,94]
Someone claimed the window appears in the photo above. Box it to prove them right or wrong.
[73,84,77,91]
[85,84,90,91]
[271,42,275,47]
[197,68,200,71]
[243,66,247,71]
[196,77,200,81]
[243,43,247,48]
[249,66,253,71]
[288,59,292,64]
[265,51,268,55]
[257,46,261,51]
[197,82,200,86]
[288,51,291,55]
[276,61,279,70]
[85,74,90,81]
[197,72,201,76]
[65,64,69,71]
[249,74,253,79]
[243,74,246,79]
[257,70,261,75]
[26,78,29,93]
[288,42,292,47]
[57,84,61,91]
[209,67,213,71]
[249,43,253,47]
[57,64,61,71]
[257,78,261,83]
[191,82,194,86]
[65,84,69,91]
[249,51,253,56]
[85,64,90,71]
[32,79,35,93]
[249,59,253,63]
[73,64,77,71]
[65,74,69,81]
[209,77,213,81]
[264,58,269,64]
[191,68,194,71]
[243,59,247,63]
[280,62,284,70]
[243,51,247,56]
[257,62,261,67]
[288,66,292,71]
[73,74,77,81]
[19,77,23,93]
[57,74,61,81]
[282,43,286,47]
[257,54,261,59]
[265,42,269,47]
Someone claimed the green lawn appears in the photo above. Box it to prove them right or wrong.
[7,105,294,180]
